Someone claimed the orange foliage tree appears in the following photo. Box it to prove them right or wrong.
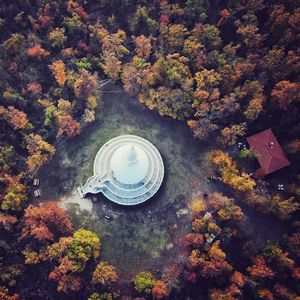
[209,286,241,300]
[46,229,100,293]
[74,70,98,99]
[199,240,233,278]
[285,233,300,258]
[231,271,246,288]
[274,283,297,299]
[6,106,30,130]
[121,56,152,96]
[48,256,81,293]
[67,1,89,21]
[187,119,217,140]
[27,44,50,60]
[0,213,18,231]
[21,202,73,242]
[0,286,20,300]
[257,288,274,300]
[92,261,118,286]
[247,256,274,279]
[217,9,230,26]
[101,30,129,80]
[49,60,67,86]
[152,280,169,299]
[56,113,80,138]
[133,35,152,59]
[26,82,42,94]
[183,233,205,248]
[271,81,300,110]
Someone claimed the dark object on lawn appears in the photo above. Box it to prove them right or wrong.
[33,179,40,186]
[277,184,284,191]
[33,190,41,197]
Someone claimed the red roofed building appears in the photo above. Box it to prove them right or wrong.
[246,128,290,178]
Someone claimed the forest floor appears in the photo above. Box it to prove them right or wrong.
[37,83,285,281]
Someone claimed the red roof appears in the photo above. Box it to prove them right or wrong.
[246,128,290,175]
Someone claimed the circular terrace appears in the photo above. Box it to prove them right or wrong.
[77,135,164,205]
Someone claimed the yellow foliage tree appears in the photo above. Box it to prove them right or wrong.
[189,197,206,217]
[26,134,56,173]
[210,150,256,191]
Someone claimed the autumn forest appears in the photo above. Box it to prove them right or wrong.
[0,0,299,299]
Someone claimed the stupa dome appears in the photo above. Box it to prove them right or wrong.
[77,135,164,205]
[110,145,149,185]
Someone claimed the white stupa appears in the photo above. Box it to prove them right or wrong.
[77,135,164,205]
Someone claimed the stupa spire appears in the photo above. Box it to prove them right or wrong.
[127,145,137,164]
